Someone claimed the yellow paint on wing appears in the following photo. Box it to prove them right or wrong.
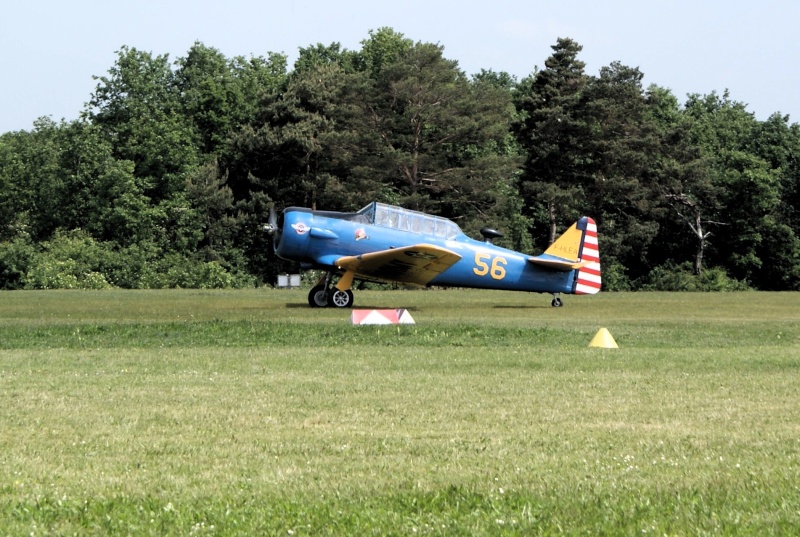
[335,244,462,286]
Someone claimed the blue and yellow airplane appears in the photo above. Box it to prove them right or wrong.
[268,201,601,308]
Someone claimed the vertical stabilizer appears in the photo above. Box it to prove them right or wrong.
[574,217,601,294]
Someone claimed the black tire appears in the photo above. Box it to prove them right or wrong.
[551,297,563,307]
[308,285,329,307]
[328,289,354,308]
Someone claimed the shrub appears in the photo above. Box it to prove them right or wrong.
[20,230,114,290]
[139,254,254,289]
[23,258,112,290]
[599,261,632,291]
[0,236,38,290]
[639,262,750,291]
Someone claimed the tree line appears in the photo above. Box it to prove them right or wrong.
[1,29,799,291]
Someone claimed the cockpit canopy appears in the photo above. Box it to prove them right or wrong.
[358,202,462,240]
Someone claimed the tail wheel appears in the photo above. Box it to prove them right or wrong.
[328,289,354,308]
[551,296,563,307]
[308,285,329,308]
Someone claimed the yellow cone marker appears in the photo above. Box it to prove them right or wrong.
[589,327,618,348]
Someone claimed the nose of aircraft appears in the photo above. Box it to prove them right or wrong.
[274,208,312,261]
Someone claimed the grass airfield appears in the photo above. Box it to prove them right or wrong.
[1,289,799,535]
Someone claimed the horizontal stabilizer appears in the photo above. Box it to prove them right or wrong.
[528,254,588,271]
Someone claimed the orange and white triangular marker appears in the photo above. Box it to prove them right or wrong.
[351,309,415,325]
[396,309,415,324]
[588,327,618,348]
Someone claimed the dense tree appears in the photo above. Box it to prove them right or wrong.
[514,38,590,248]
[341,31,518,228]
[227,51,349,211]
[0,127,41,241]
[174,42,242,156]
[270,60,357,209]
[293,42,359,75]
[356,27,414,76]
[644,85,717,276]
[2,119,65,240]
[683,92,798,288]
[0,119,135,243]
[88,46,200,200]
[1,33,799,290]
[216,52,288,201]
[756,115,800,288]
[580,63,663,282]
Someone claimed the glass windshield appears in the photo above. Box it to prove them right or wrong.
[358,202,462,238]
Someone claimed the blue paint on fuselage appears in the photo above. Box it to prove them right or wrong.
[275,207,576,294]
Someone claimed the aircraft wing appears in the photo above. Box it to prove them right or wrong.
[335,244,462,286]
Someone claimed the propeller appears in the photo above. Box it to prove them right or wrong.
[263,205,278,235]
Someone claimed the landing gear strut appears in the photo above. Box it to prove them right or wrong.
[307,272,355,308]
[551,294,563,308]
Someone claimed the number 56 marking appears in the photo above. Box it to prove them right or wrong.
[473,252,507,280]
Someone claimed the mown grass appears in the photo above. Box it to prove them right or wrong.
[1,289,799,535]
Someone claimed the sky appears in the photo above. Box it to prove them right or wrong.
[2,0,799,133]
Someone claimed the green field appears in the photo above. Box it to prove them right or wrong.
[1,289,799,535]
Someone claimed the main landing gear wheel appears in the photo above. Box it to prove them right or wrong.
[308,282,355,308]
[328,289,354,308]
[308,285,329,308]
[551,296,563,307]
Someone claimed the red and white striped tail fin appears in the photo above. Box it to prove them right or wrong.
[574,217,601,294]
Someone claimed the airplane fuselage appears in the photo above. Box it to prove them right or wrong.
[275,206,578,295]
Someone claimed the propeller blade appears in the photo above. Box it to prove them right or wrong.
[263,205,278,234]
